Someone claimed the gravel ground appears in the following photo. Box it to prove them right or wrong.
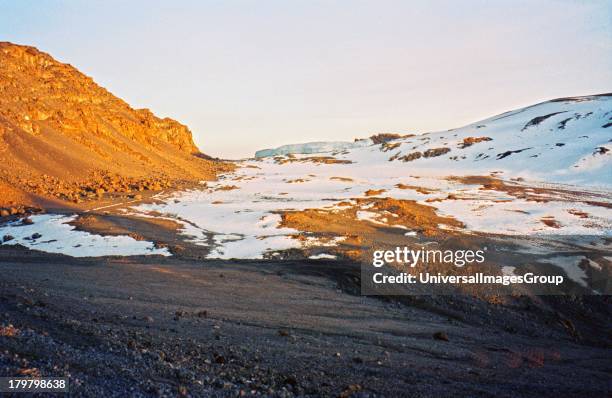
[0,245,610,397]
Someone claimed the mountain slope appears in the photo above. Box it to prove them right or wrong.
[122,94,611,261]
[2,94,610,293]
[0,42,229,205]
[256,94,612,186]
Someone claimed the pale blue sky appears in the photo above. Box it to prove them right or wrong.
[1,0,611,158]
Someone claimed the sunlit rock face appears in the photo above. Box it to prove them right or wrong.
[0,42,198,153]
[0,42,229,206]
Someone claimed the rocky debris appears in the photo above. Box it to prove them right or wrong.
[388,152,401,161]
[496,147,532,160]
[285,178,309,184]
[381,141,401,151]
[0,324,19,337]
[2,235,14,242]
[358,197,464,234]
[399,152,423,162]
[558,316,580,340]
[433,331,449,341]
[541,217,562,228]
[459,136,492,148]
[521,111,567,131]
[17,367,41,377]
[281,196,464,243]
[567,209,589,219]
[330,176,354,182]
[283,374,298,387]
[0,243,610,397]
[339,384,362,397]
[593,146,609,155]
[364,189,386,197]
[370,133,413,144]
[558,117,573,130]
[214,185,239,191]
[448,175,612,211]
[0,205,42,218]
[423,147,451,158]
[397,147,451,162]
[7,171,175,204]
[395,183,436,194]
[173,309,208,321]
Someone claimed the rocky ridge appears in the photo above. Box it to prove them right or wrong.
[0,42,231,207]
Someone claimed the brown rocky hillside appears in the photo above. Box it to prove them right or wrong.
[0,42,230,207]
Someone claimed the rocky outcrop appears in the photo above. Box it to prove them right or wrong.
[458,136,492,148]
[0,43,198,153]
[0,42,231,206]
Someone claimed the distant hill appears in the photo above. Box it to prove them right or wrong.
[0,42,229,206]
[255,94,612,186]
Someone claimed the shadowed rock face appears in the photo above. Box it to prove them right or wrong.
[0,42,229,206]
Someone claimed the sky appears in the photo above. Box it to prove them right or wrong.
[1,0,611,159]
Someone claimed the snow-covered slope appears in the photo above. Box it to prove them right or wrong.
[126,96,612,259]
[257,94,612,186]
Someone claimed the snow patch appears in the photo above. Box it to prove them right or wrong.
[0,214,170,257]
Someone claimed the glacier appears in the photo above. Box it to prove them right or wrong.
[254,139,372,158]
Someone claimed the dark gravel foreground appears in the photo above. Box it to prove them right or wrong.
[0,245,610,397]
